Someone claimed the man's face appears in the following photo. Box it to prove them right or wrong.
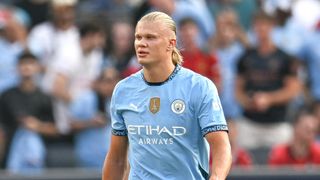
[134,20,173,66]
[253,20,273,43]
[179,22,198,48]
[294,115,318,144]
[18,59,40,79]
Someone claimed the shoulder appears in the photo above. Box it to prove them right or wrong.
[0,87,19,98]
[179,67,218,94]
[113,70,144,95]
[29,22,53,35]
[180,67,214,85]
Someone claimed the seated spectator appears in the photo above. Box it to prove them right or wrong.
[268,108,320,166]
[178,17,220,87]
[69,67,120,168]
[0,51,58,172]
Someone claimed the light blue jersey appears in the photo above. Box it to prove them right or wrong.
[110,66,228,180]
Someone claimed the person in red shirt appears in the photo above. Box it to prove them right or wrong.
[268,108,320,166]
[178,17,220,88]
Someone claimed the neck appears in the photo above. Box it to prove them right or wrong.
[20,78,36,92]
[143,61,175,83]
[258,39,275,55]
[81,40,92,55]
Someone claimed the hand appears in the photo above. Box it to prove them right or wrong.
[252,92,271,112]
[21,116,41,132]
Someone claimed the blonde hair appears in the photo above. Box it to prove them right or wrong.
[139,11,183,65]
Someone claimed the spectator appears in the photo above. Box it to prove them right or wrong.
[135,0,215,47]
[69,67,120,168]
[0,51,58,172]
[42,21,105,134]
[235,11,301,150]
[103,20,140,78]
[0,6,27,94]
[268,108,320,166]
[299,26,320,102]
[208,9,248,120]
[178,17,220,87]
[28,0,78,70]
[207,0,258,31]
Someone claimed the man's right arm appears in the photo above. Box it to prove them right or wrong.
[102,135,129,180]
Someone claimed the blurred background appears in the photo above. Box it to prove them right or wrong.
[0,0,320,179]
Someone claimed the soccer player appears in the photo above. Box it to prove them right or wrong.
[102,11,232,180]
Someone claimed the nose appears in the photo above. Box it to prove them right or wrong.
[135,38,147,48]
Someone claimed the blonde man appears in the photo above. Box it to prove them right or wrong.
[103,11,231,180]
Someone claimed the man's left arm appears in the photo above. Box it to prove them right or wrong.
[206,131,232,180]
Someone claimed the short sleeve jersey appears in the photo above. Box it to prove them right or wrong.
[110,66,227,180]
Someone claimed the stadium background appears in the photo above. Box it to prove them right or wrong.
[0,0,320,179]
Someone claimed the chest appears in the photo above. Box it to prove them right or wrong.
[120,87,198,137]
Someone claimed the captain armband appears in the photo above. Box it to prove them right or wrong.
[112,129,128,136]
[201,125,228,137]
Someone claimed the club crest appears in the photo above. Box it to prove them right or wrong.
[171,99,185,114]
[149,97,160,114]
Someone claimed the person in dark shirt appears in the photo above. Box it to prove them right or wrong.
[0,51,58,172]
[235,11,301,150]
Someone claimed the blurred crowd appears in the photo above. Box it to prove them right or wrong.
[1,0,320,174]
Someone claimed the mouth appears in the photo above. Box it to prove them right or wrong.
[137,50,149,58]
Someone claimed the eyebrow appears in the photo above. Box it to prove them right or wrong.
[135,32,159,37]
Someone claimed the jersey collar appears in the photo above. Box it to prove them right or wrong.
[142,65,181,86]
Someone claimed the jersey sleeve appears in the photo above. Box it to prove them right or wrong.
[110,83,127,136]
[194,78,228,136]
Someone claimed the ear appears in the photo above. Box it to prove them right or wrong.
[168,39,176,50]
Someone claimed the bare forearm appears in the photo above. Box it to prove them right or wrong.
[210,145,232,179]
[103,135,129,180]
[103,158,127,180]
[235,77,252,109]
[207,132,232,180]
[38,123,58,136]
[236,90,252,109]
[268,77,301,106]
